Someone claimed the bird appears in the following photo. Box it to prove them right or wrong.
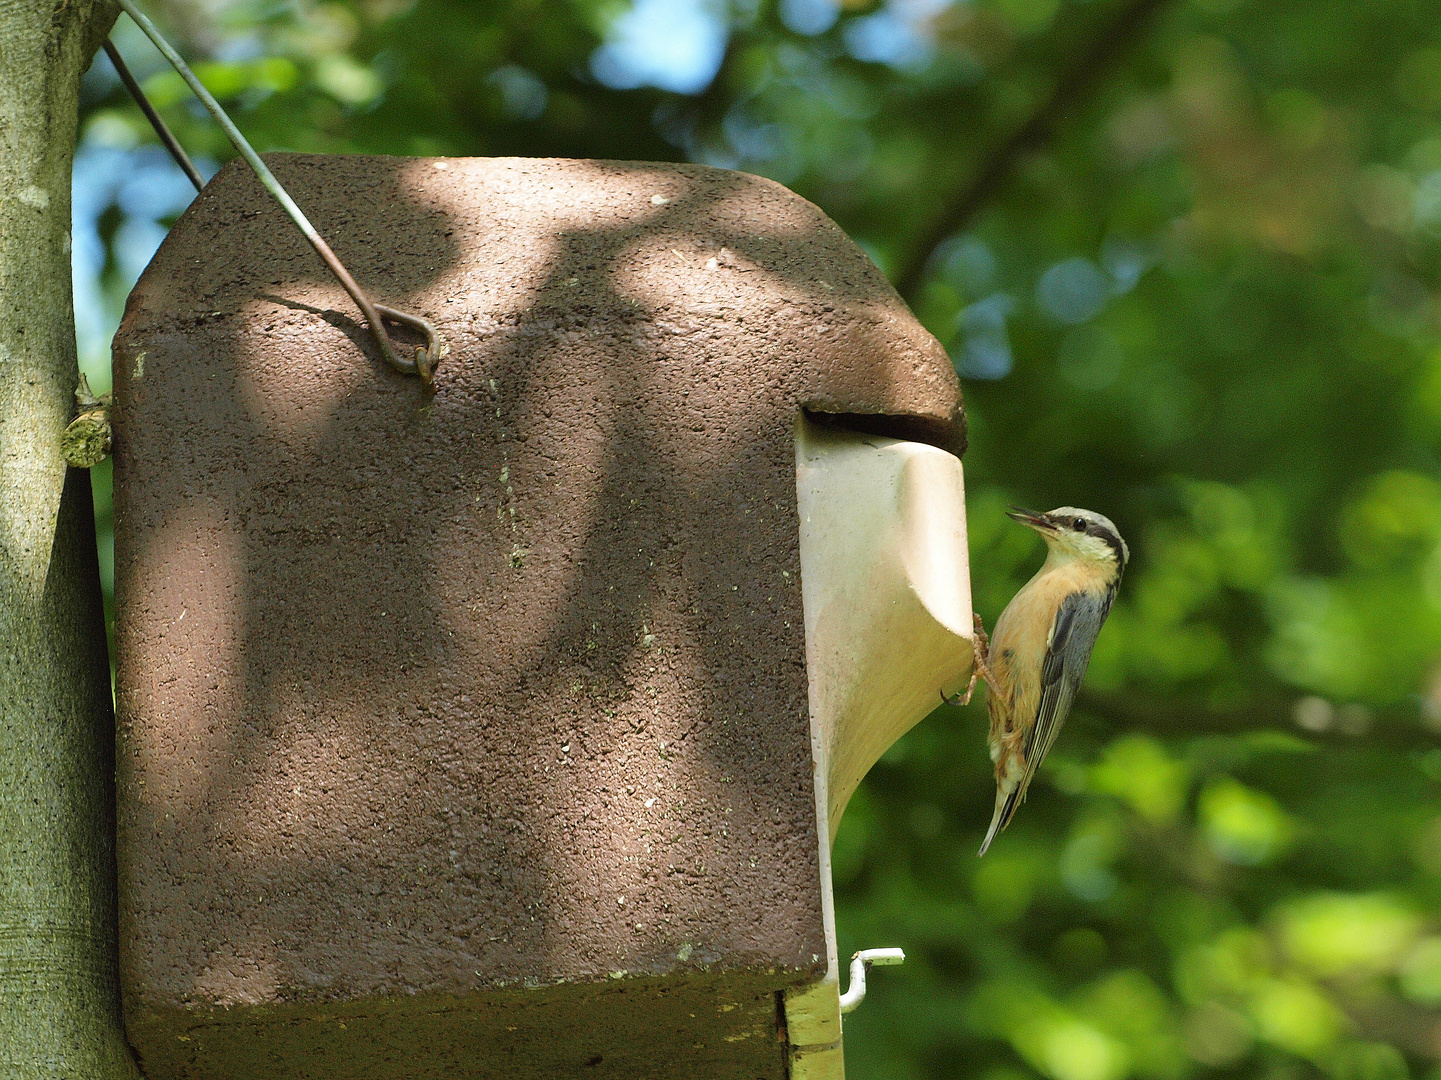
[946,506,1128,856]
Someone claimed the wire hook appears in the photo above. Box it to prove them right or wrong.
[109,0,442,383]
[838,947,905,1015]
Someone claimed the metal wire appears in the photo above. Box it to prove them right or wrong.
[102,40,205,193]
[110,0,440,382]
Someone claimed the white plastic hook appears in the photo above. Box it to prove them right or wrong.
[838,947,905,1015]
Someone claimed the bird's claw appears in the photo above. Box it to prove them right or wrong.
[942,613,995,707]
[971,613,996,686]
[942,671,981,708]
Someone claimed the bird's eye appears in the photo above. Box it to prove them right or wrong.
[1073,518,1087,532]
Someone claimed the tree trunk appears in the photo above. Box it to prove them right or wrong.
[0,1,138,1075]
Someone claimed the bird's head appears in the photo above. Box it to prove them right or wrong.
[1006,505,1128,575]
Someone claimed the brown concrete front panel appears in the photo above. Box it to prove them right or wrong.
[123,973,788,1079]
[112,154,960,1077]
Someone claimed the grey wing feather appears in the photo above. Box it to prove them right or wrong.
[1020,588,1114,793]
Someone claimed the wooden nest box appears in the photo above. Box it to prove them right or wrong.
[112,155,974,1079]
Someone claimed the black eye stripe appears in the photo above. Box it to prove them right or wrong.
[1088,526,1126,568]
[1053,511,1127,570]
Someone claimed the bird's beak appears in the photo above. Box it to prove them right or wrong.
[1005,505,1056,533]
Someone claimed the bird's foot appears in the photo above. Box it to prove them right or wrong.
[941,614,995,707]
[972,612,992,664]
[970,613,996,686]
[940,682,975,707]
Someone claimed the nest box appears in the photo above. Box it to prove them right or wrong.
[112,155,974,1079]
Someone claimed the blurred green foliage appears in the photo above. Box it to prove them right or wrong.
[75,0,1441,1077]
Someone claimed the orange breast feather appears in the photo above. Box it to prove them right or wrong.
[986,561,1098,754]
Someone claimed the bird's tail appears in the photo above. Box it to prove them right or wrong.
[978,782,1023,857]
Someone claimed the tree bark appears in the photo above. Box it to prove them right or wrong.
[0,1,138,1075]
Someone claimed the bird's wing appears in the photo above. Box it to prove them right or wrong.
[1019,587,1114,795]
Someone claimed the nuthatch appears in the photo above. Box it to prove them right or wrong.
[948,506,1128,855]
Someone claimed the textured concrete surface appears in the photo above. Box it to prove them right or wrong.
[123,973,788,1079]
[112,154,961,1077]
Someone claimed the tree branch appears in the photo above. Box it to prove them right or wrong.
[0,2,137,1076]
[893,0,1172,303]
